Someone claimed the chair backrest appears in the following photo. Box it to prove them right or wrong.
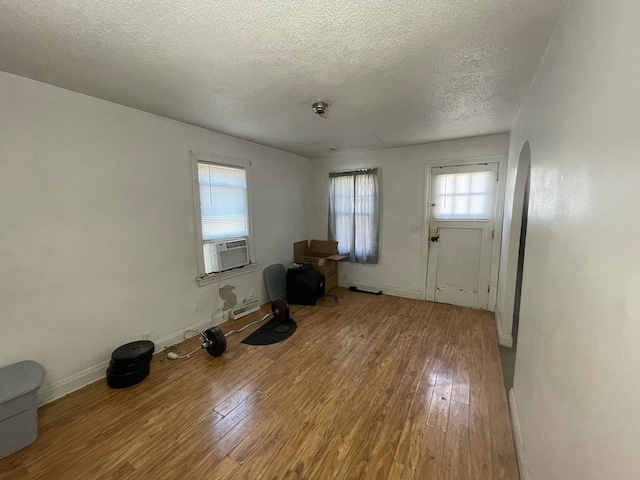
[263,264,287,302]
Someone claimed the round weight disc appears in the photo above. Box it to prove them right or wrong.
[275,325,290,333]
[108,359,151,375]
[203,327,227,357]
[271,300,290,321]
[110,350,153,367]
[111,340,155,363]
[106,364,150,389]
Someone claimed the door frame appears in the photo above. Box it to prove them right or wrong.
[420,154,507,311]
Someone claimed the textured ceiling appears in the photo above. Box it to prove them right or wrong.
[0,0,566,157]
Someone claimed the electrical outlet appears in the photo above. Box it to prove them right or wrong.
[341,273,348,281]
[142,332,151,340]
[410,224,421,233]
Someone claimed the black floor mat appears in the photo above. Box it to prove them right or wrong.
[241,317,297,346]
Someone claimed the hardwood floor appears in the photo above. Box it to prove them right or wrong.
[0,289,519,479]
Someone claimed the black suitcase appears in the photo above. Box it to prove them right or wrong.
[287,264,324,305]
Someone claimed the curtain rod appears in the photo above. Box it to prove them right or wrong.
[329,167,378,177]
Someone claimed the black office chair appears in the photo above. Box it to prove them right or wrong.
[263,264,287,303]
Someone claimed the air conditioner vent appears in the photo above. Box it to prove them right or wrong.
[230,301,261,320]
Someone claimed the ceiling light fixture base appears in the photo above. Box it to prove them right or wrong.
[312,101,329,116]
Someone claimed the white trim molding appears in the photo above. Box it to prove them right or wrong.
[509,388,530,480]
[196,262,259,287]
[337,280,422,300]
[499,334,514,348]
[38,361,110,407]
[495,311,514,347]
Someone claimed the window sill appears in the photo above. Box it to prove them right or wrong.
[196,263,259,287]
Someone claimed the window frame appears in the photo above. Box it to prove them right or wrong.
[190,150,257,285]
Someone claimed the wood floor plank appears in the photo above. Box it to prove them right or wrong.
[451,310,471,405]
[441,400,471,480]
[0,289,518,480]
[468,313,494,480]
[394,356,440,471]
[413,425,446,479]
[427,359,455,431]
[480,311,520,480]
[388,461,415,480]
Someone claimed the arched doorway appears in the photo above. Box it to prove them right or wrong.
[512,142,531,347]
[501,141,531,391]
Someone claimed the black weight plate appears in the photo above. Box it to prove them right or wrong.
[106,364,150,389]
[203,327,226,357]
[109,356,151,368]
[110,350,153,366]
[204,327,226,357]
[111,340,154,361]
[271,300,290,321]
[108,359,151,374]
[111,340,155,362]
[106,362,148,377]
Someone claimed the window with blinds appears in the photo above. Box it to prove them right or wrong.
[433,171,494,220]
[198,162,249,241]
[197,161,250,274]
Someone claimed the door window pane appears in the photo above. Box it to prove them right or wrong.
[433,172,493,220]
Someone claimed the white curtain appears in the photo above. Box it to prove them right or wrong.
[328,169,379,264]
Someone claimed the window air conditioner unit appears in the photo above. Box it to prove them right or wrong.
[205,237,250,273]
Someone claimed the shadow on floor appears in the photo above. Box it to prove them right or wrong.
[499,345,516,393]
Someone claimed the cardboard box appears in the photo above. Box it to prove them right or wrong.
[293,240,348,293]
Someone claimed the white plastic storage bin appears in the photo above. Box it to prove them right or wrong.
[0,360,45,459]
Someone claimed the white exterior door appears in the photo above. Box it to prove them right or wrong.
[426,163,499,309]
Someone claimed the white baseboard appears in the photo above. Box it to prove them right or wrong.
[495,312,514,347]
[499,334,513,348]
[37,296,269,407]
[38,361,110,406]
[509,389,530,480]
[338,281,422,300]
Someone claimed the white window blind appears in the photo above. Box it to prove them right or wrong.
[198,162,248,241]
[433,171,494,220]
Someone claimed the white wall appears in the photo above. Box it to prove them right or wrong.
[0,71,308,403]
[308,134,509,299]
[504,1,640,479]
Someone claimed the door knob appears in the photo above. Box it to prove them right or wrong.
[430,235,440,242]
